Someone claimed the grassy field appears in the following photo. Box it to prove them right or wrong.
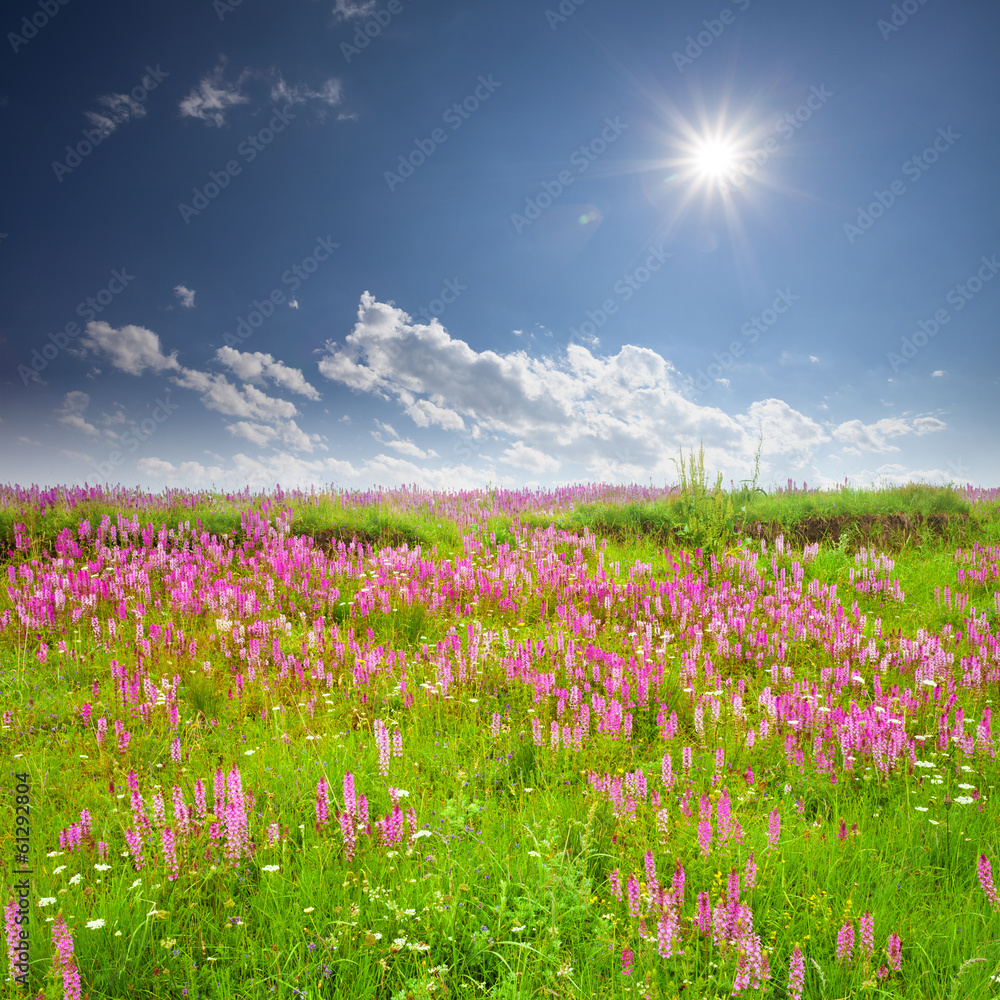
[2,473,999,999]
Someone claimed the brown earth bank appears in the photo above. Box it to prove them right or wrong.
[733,512,969,553]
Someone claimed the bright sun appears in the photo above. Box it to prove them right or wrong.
[692,140,739,179]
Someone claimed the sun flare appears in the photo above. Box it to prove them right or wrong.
[692,140,740,179]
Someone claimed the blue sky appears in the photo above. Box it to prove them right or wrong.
[2,0,998,493]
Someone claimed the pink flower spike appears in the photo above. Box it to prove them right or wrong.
[787,947,805,1000]
[860,911,874,958]
[886,932,902,971]
[978,855,999,909]
[767,808,780,848]
[836,921,854,962]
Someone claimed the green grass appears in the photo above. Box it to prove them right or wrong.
[1,480,999,999]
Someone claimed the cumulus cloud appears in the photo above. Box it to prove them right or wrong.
[832,416,945,454]
[179,62,252,126]
[317,293,786,480]
[81,322,181,376]
[55,391,99,437]
[215,346,320,400]
[500,441,561,473]
[174,285,196,308]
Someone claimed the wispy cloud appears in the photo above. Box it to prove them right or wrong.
[173,285,196,308]
[215,346,320,400]
[85,92,147,138]
[332,0,378,22]
[179,61,252,126]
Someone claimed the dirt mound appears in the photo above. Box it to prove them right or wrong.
[735,512,968,553]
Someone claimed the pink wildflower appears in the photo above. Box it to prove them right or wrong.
[51,913,81,1000]
[697,817,713,856]
[744,851,756,891]
[5,897,22,979]
[609,869,622,901]
[767,808,780,848]
[695,890,712,935]
[161,827,180,881]
[860,911,874,958]
[316,778,329,827]
[836,921,854,962]
[886,932,902,971]
[626,874,641,916]
[621,948,633,976]
[978,855,999,908]
[787,946,805,1000]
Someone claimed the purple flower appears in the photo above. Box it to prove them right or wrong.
[860,911,874,958]
[837,921,854,962]
[886,932,902,971]
[978,855,999,909]
[787,947,805,1000]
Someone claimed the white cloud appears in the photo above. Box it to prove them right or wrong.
[17,436,42,446]
[931,370,946,377]
[332,0,378,21]
[316,293,810,480]
[174,285,196,308]
[81,322,181,376]
[269,76,343,111]
[500,442,561,474]
[215,346,320,400]
[179,63,252,126]
[832,416,944,453]
[85,92,146,138]
[55,391,99,437]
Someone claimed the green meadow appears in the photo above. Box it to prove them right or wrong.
[1,475,998,999]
